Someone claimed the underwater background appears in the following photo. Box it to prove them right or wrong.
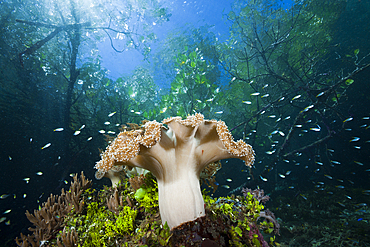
[0,0,370,246]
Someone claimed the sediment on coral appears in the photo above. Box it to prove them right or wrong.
[15,172,92,247]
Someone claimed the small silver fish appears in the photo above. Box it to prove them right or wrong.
[350,137,360,142]
[3,209,11,214]
[108,112,116,117]
[291,95,301,100]
[316,92,325,97]
[215,111,223,114]
[98,130,106,134]
[250,92,260,96]
[343,117,353,122]
[270,130,278,135]
[260,176,268,182]
[41,143,51,149]
[0,194,9,199]
[300,194,307,200]
[36,172,43,176]
[354,161,363,165]
[337,202,345,207]
[87,137,93,141]
[104,121,110,125]
[302,105,314,112]
[53,128,64,132]
[73,130,81,136]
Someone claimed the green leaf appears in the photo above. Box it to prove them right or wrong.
[354,49,360,56]
[191,61,196,68]
[190,51,196,60]
[345,79,354,85]
[128,87,133,96]
[234,226,243,237]
[195,74,200,83]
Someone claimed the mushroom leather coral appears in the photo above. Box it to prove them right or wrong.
[95,113,255,229]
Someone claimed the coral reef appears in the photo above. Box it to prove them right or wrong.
[242,188,280,235]
[15,172,91,246]
[16,172,279,247]
[94,113,255,228]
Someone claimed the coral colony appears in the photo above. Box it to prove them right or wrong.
[16,114,280,246]
[94,113,255,229]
